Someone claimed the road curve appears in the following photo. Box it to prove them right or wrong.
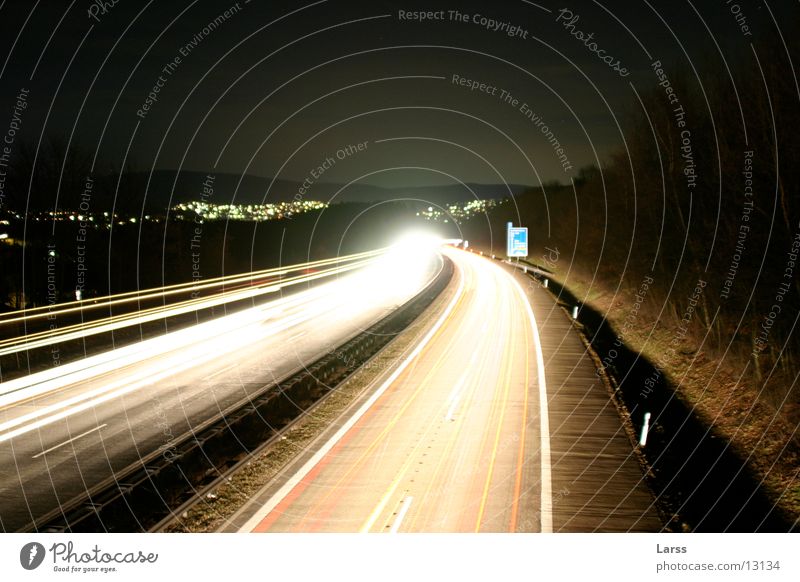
[235,248,551,533]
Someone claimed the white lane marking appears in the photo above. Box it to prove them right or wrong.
[32,424,107,459]
[361,474,404,533]
[509,274,553,533]
[288,331,307,342]
[237,263,466,532]
[0,307,327,444]
[208,364,237,380]
[445,375,468,422]
[444,315,487,421]
[389,496,414,533]
[444,355,479,421]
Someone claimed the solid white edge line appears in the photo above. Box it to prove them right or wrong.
[236,260,466,532]
[509,274,553,533]
[389,496,414,533]
[32,424,107,459]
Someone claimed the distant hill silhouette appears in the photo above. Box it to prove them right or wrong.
[122,170,530,210]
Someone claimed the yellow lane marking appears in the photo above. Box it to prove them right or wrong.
[473,277,515,532]
[509,285,531,532]
[292,266,473,529]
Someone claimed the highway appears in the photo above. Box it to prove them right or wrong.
[0,246,441,532]
[0,241,661,533]
[232,248,552,532]
[229,246,661,533]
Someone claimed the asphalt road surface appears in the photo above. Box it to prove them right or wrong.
[230,247,661,533]
[0,252,440,532]
[234,248,553,532]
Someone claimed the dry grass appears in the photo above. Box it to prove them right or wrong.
[564,273,800,521]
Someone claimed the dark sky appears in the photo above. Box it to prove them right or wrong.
[0,0,795,190]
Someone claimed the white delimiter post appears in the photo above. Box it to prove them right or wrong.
[639,412,652,446]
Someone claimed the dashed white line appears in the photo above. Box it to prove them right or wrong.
[389,496,414,533]
[445,375,467,422]
[32,424,107,459]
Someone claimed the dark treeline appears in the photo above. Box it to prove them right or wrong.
[465,38,800,425]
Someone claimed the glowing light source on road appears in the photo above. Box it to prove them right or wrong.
[348,232,444,304]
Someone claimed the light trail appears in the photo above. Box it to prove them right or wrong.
[0,247,388,325]
[0,258,373,357]
[240,247,553,533]
[0,244,441,446]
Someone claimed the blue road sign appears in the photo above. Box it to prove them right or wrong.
[507,226,528,257]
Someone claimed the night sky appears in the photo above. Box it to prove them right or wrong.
[0,1,796,191]
[1,2,800,538]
